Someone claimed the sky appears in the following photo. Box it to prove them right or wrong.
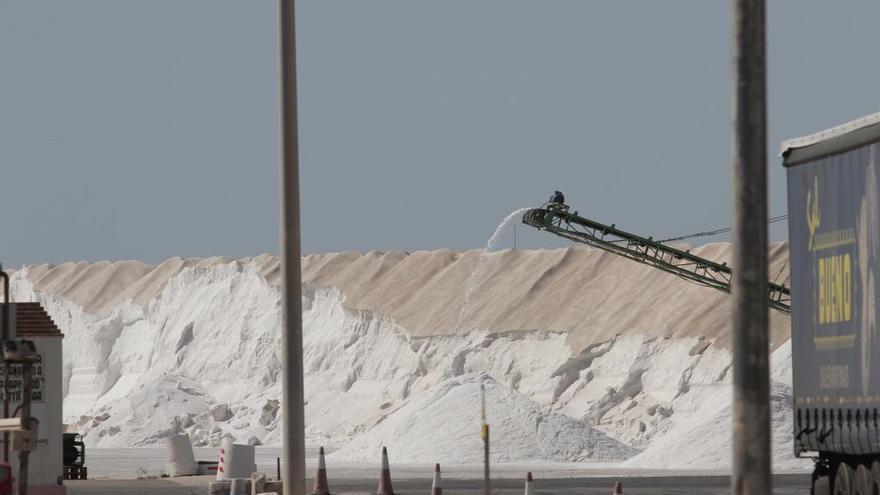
[1,1,880,267]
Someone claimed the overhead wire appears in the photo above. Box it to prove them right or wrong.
[658,214,788,243]
[772,259,789,285]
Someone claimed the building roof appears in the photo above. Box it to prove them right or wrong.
[13,302,63,338]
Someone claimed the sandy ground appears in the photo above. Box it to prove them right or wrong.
[65,473,812,495]
[81,447,809,478]
[83,447,661,480]
[85,447,805,479]
[69,448,812,494]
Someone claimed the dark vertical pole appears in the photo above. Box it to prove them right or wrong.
[1,270,8,463]
[731,1,770,494]
[481,384,489,495]
[483,425,490,495]
[279,1,306,495]
[17,361,32,495]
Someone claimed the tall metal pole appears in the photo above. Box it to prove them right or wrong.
[481,384,489,495]
[1,270,9,463]
[731,1,771,494]
[278,1,306,495]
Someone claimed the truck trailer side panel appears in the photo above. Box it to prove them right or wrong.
[785,114,880,457]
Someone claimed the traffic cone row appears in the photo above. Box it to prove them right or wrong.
[524,471,622,494]
[310,446,623,495]
[308,446,399,495]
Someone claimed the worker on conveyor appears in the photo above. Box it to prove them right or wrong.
[547,190,565,207]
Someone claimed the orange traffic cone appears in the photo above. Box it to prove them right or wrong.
[613,480,623,494]
[312,446,331,495]
[377,446,396,495]
[430,463,442,495]
[524,472,535,495]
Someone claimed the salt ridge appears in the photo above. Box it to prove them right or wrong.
[9,250,806,469]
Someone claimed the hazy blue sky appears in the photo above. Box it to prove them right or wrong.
[2,1,879,267]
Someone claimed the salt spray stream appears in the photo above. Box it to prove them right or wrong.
[457,207,530,332]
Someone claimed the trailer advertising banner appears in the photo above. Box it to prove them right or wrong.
[788,142,880,405]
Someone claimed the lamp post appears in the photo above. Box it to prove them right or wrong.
[278,1,306,494]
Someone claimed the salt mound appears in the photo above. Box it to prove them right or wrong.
[331,373,638,463]
[622,342,810,471]
[68,374,215,448]
[8,250,805,470]
[621,382,808,471]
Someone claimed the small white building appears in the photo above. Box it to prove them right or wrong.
[1,303,65,495]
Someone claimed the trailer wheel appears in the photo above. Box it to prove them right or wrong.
[856,464,872,495]
[836,462,855,495]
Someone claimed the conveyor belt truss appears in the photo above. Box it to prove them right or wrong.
[522,205,790,314]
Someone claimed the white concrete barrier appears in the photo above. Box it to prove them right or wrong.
[216,439,256,480]
[229,478,247,495]
[166,434,197,477]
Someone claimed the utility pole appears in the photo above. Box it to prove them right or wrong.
[731,1,771,494]
[481,384,490,495]
[278,1,306,495]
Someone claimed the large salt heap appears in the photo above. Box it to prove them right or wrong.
[7,246,806,469]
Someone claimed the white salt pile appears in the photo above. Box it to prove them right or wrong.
[8,246,805,470]
[331,373,637,463]
[621,342,806,470]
